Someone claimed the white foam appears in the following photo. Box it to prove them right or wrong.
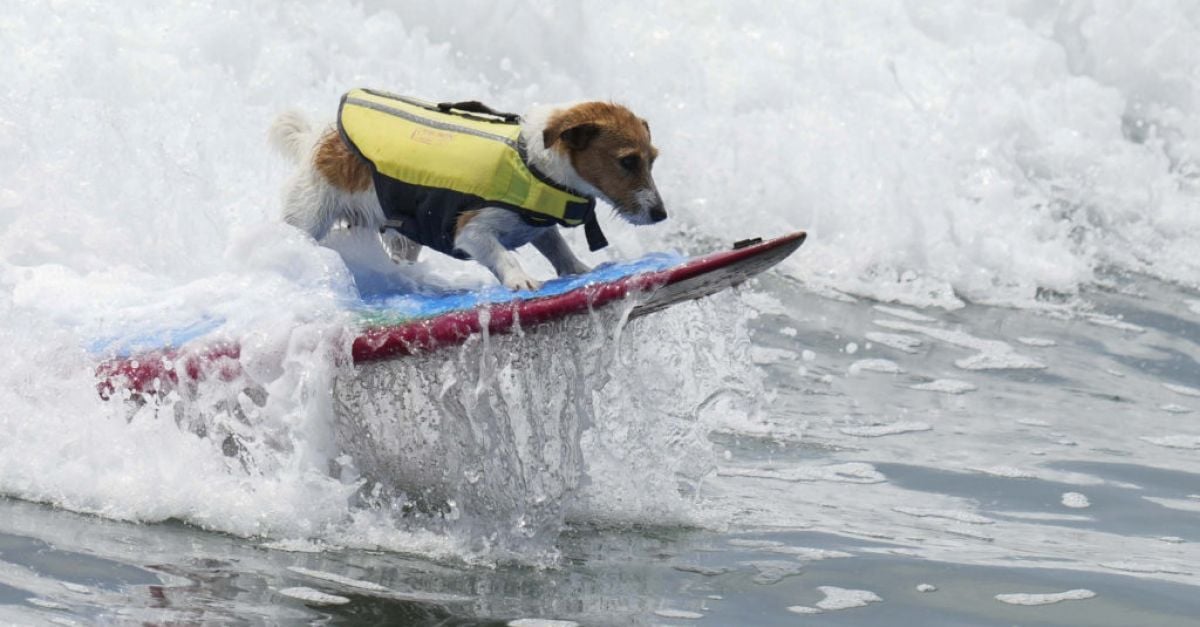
[995,589,1095,606]
[893,507,994,525]
[765,546,853,560]
[1101,561,1192,575]
[1161,404,1193,414]
[743,560,805,585]
[969,466,1037,479]
[1083,314,1145,333]
[1164,383,1200,398]
[993,510,1092,522]
[1140,435,1200,450]
[261,539,328,553]
[1017,337,1057,347]
[916,584,937,592]
[1061,492,1090,509]
[840,422,932,437]
[874,320,1045,370]
[653,609,705,619]
[26,598,70,610]
[911,379,977,394]
[955,352,1047,371]
[58,583,90,595]
[277,587,350,605]
[816,586,883,610]
[751,346,797,363]
[848,358,904,375]
[786,586,883,615]
[508,620,581,627]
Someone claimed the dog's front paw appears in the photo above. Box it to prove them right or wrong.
[558,260,591,277]
[502,272,543,292]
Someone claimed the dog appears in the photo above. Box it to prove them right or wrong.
[269,90,665,290]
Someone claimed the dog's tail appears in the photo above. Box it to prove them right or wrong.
[268,110,315,163]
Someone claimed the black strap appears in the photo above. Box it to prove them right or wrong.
[436,101,520,123]
[584,216,608,251]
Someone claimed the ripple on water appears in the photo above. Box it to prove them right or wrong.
[911,379,977,394]
[287,567,387,592]
[848,358,904,375]
[1140,435,1200,450]
[995,589,1096,605]
[839,422,932,437]
[277,587,350,606]
[1164,383,1200,398]
[718,462,887,484]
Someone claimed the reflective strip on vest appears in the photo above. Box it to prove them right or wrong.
[338,88,594,225]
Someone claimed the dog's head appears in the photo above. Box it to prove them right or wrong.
[543,102,665,225]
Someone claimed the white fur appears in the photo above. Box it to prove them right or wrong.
[271,105,602,290]
[518,103,604,200]
[267,110,316,162]
[271,113,377,240]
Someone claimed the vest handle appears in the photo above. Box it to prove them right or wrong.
[437,101,520,123]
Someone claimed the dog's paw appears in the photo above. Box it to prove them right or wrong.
[559,260,591,277]
[503,273,543,292]
[505,277,543,291]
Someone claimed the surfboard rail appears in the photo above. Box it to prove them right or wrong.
[96,231,805,398]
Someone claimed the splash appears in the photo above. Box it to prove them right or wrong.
[1,0,1198,563]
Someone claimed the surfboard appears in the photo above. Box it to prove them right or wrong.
[96,231,806,398]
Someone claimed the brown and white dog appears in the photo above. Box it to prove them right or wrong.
[269,99,665,290]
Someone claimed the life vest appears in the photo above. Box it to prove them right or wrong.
[337,88,607,258]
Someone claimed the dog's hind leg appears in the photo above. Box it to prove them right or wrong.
[280,168,340,241]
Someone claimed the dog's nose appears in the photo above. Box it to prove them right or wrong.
[649,204,667,223]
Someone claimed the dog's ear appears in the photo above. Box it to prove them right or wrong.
[544,122,600,151]
[641,118,650,137]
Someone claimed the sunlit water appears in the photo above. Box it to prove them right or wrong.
[2,1,1199,625]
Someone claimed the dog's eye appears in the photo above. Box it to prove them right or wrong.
[619,155,641,173]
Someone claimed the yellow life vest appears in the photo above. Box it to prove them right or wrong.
[337,88,606,256]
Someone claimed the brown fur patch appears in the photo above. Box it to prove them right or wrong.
[454,209,480,237]
[314,129,372,193]
[543,102,660,217]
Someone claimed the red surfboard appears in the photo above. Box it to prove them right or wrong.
[96,231,806,398]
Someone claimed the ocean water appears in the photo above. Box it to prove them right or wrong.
[1,1,1199,624]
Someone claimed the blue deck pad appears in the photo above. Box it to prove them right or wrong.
[88,316,225,358]
[90,252,685,357]
[356,252,685,323]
